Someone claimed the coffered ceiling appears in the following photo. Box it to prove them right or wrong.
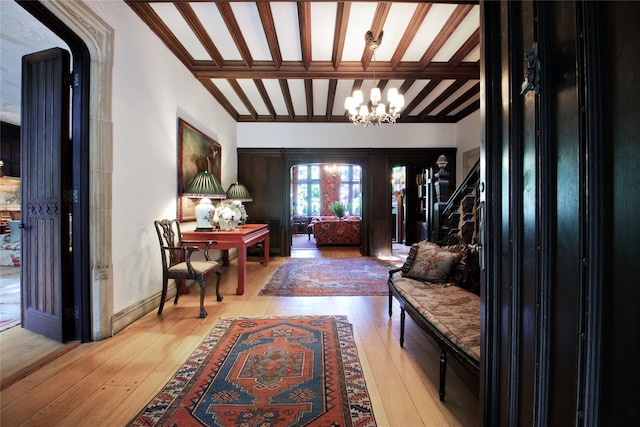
[126,1,480,124]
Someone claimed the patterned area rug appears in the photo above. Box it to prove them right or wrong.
[128,316,376,427]
[259,257,399,297]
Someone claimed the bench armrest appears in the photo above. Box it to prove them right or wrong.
[388,267,402,279]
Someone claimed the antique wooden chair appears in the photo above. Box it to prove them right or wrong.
[154,219,222,318]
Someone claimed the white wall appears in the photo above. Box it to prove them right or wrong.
[86,1,237,314]
[238,122,457,148]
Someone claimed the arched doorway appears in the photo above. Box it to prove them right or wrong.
[14,0,115,342]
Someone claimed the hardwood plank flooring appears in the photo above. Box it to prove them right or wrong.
[0,242,478,426]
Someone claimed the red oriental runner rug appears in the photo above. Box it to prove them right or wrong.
[128,315,376,427]
[259,257,399,297]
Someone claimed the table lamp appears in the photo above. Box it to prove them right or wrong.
[183,171,226,231]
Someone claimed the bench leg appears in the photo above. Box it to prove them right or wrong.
[439,350,447,401]
[388,290,393,316]
[400,308,406,347]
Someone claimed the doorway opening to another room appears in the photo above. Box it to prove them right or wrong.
[391,166,410,260]
[290,163,362,252]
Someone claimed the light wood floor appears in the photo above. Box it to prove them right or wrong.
[0,243,478,426]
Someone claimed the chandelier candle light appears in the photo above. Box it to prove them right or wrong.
[345,31,404,127]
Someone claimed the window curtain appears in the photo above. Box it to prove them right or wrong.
[320,168,340,215]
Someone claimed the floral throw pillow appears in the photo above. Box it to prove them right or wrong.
[404,243,462,282]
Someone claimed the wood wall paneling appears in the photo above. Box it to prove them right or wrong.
[481,1,640,425]
[599,1,640,424]
[238,148,457,258]
[237,152,283,256]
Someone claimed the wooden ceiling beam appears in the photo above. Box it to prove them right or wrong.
[228,79,258,119]
[125,1,481,125]
[327,79,338,120]
[361,3,392,70]
[279,79,295,120]
[449,28,480,69]
[332,2,350,71]
[419,4,474,68]
[297,2,312,70]
[417,79,468,120]
[216,2,253,68]
[436,81,480,119]
[253,79,277,120]
[452,99,480,122]
[199,79,239,121]
[304,79,313,120]
[175,2,222,68]
[192,62,480,79]
[257,2,282,69]
[127,2,194,68]
[400,79,442,120]
[391,3,432,70]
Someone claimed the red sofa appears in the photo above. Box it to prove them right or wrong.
[311,216,360,245]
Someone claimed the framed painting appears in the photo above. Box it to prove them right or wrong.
[177,119,221,221]
[463,147,480,177]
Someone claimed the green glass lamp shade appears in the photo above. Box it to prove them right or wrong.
[226,182,253,202]
[184,171,226,199]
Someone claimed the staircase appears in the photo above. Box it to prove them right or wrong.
[432,160,480,245]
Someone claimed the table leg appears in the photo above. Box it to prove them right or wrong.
[222,249,230,266]
[262,234,269,266]
[236,246,247,295]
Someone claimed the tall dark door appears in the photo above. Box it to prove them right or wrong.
[481,1,640,425]
[20,47,73,342]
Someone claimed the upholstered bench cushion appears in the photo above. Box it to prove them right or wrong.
[392,277,481,362]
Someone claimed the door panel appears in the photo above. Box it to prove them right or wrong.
[21,47,72,342]
[481,1,640,425]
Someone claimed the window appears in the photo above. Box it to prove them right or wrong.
[339,165,361,215]
[295,165,320,216]
[292,163,362,217]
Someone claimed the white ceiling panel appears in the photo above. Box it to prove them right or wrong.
[271,2,302,61]
[262,79,288,116]
[237,79,269,116]
[312,79,330,116]
[430,79,479,115]
[342,3,377,62]
[288,79,307,116]
[403,3,457,62]
[311,3,337,61]
[449,93,480,116]
[190,2,241,60]
[230,3,271,60]
[408,79,455,115]
[432,5,480,62]
[150,3,209,60]
[377,3,418,61]
[210,79,250,115]
[128,1,481,124]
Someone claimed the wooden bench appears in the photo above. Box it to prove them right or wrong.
[388,235,480,401]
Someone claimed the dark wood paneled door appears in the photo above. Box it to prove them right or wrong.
[20,48,73,342]
[481,1,640,425]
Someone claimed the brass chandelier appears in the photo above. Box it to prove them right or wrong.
[344,31,405,127]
